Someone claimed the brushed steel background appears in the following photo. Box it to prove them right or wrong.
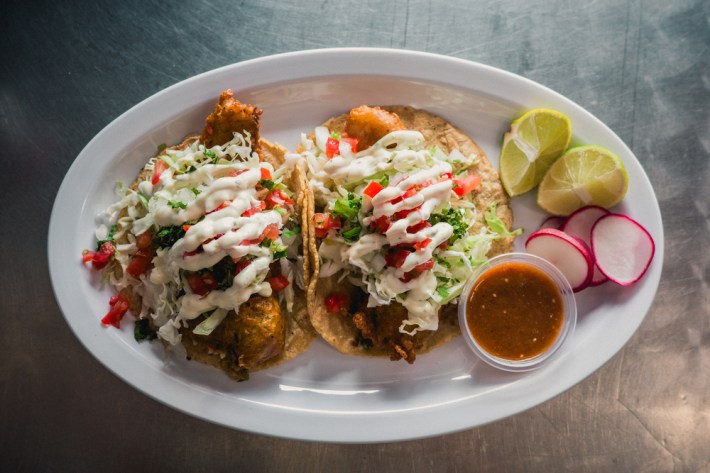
[2,0,708,471]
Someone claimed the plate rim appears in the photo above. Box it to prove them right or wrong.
[48,47,664,443]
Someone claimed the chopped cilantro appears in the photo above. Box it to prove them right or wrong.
[168,200,187,209]
[283,225,301,239]
[434,255,451,268]
[437,286,450,298]
[154,222,194,248]
[333,193,361,220]
[157,143,167,152]
[429,208,468,242]
[134,319,157,342]
[258,179,275,190]
[341,225,362,243]
[204,149,217,161]
[191,188,201,196]
[329,131,341,140]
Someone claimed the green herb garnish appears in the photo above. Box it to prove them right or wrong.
[342,226,362,243]
[134,319,157,342]
[258,179,275,190]
[429,208,468,242]
[96,224,117,250]
[333,193,362,220]
[282,226,301,239]
[168,200,187,209]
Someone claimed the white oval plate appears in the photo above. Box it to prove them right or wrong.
[48,48,663,443]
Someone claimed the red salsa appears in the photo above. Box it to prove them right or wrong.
[466,262,564,360]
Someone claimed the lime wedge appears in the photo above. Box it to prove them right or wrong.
[499,109,572,196]
[537,145,629,216]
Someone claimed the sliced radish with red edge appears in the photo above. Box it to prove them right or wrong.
[540,216,566,230]
[525,228,594,292]
[591,214,655,286]
[560,205,611,286]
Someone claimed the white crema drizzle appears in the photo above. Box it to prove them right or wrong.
[98,134,286,345]
[300,128,466,334]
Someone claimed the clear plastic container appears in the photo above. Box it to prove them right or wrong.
[458,252,577,372]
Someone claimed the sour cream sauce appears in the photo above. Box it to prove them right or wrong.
[149,162,280,321]
[311,128,457,333]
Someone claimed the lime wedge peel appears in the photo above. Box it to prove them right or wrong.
[499,108,573,197]
[536,145,629,216]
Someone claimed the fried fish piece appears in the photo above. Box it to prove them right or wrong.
[344,105,406,150]
[182,296,285,380]
[180,92,286,379]
[200,89,263,156]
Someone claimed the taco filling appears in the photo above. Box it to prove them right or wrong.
[302,106,518,362]
[84,90,312,380]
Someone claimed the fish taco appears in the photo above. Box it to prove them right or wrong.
[84,90,314,381]
[299,105,518,362]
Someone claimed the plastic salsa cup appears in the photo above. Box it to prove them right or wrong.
[458,252,577,372]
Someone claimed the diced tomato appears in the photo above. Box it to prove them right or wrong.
[183,224,192,232]
[234,259,251,274]
[265,189,294,209]
[260,167,272,180]
[91,242,115,270]
[413,258,434,272]
[242,201,266,217]
[363,181,384,198]
[385,249,411,269]
[326,136,359,158]
[399,258,435,283]
[207,200,232,214]
[313,213,341,238]
[370,215,391,234]
[326,137,340,158]
[126,247,154,278]
[399,271,414,283]
[101,293,130,328]
[393,205,420,220]
[406,221,431,233]
[82,250,95,263]
[135,232,152,250]
[262,223,280,241]
[452,173,481,196]
[413,238,432,251]
[341,136,359,153]
[186,272,217,296]
[268,274,290,292]
[439,172,453,182]
[325,293,349,314]
[438,240,449,251]
[152,160,169,185]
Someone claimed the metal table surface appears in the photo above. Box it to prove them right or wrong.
[2,0,708,471]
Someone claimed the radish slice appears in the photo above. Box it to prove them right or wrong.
[560,205,610,286]
[540,216,566,230]
[525,228,594,292]
[591,214,655,286]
